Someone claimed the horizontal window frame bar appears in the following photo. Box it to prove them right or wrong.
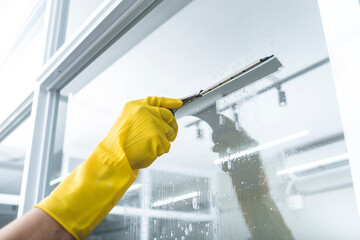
[0,92,33,143]
[36,0,157,91]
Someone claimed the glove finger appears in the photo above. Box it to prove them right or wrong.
[146,96,183,109]
[159,120,176,142]
[158,108,178,139]
[156,133,171,156]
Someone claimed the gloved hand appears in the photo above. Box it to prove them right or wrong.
[101,96,182,170]
[35,96,182,240]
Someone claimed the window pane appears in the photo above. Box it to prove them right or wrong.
[0,8,44,123]
[151,171,211,213]
[55,0,360,239]
[149,218,212,240]
[88,215,140,239]
[0,118,31,227]
[65,0,106,42]
[0,0,39,53]
[0,205,18,229]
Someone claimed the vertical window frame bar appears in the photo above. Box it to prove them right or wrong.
[317,0,360,219]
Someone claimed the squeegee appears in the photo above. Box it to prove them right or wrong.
[172,55,282,118]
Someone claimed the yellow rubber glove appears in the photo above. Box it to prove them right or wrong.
[34,96,183,240]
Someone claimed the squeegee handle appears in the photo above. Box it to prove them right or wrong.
[170,93,202,115]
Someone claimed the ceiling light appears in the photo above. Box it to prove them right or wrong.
[214,130,309,164]
[277,153,349,175]
[152,192,199,207]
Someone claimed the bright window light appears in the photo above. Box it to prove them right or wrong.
[152,192,199,207]
[214,130,310,164]
[0,193,20,205]
[277,153,349,176]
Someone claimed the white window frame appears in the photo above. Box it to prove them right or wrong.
[317,0,360,219]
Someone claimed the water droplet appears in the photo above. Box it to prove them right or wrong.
[219,115,225,125]
[181,236,185,240]
[227,160,232,169]
[226,147,232,154]
[171,231,174,237]
[189,223,193,232]
[185,228,189,236]
[192,197,198,209]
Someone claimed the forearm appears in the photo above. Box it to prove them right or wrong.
[0,208,74,240]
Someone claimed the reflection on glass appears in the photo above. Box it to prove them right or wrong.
[197,104,292,239]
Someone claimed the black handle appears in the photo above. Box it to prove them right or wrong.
[169,93,202,115]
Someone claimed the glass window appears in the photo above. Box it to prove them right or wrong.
[65,0,106,41]
[151,171,211,213]
[149,218,212,240]
[88,215,141,240]
[0,8,45,124]
[0,0,39,53]
[0,118,31,227]
[54,0,360,239]
[0,205,18,229]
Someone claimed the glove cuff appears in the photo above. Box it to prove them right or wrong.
[35,144,138,240]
